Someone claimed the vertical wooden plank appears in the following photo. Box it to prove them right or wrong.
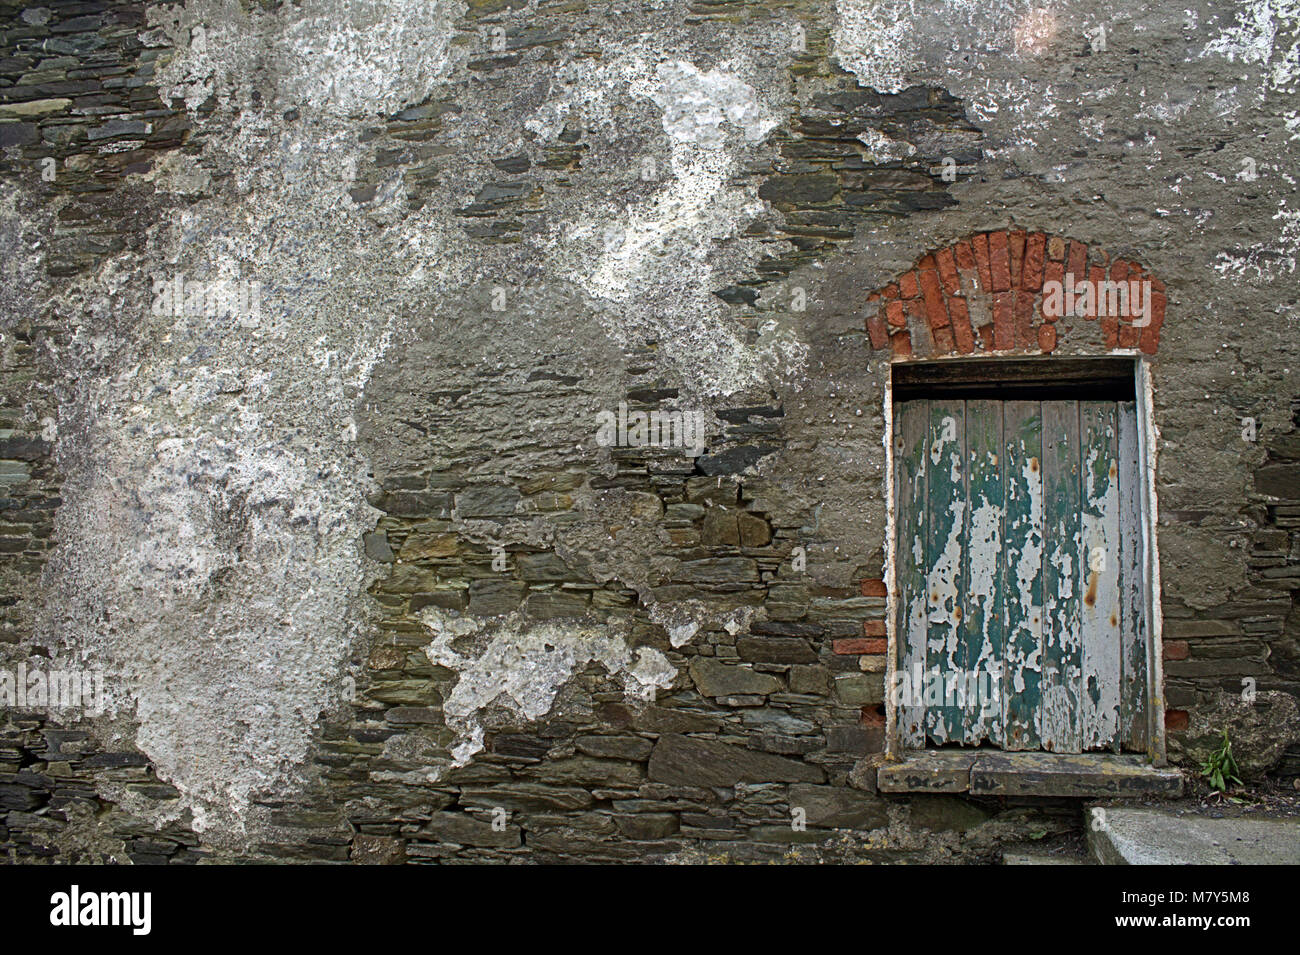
[961,399,1004,746]
[1002,401,1044,751]
[1080,402,1122,750]
[1040,401,1083,753]
[925,401,965,745]
[895,400,929,748]
[1118,402,1149,751]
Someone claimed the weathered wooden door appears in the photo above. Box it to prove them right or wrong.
[893,398,1149,753]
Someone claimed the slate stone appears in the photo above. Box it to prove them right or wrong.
[467,579,526,616]
[524,591,589,618]
[737,512,771,547]
[788,783,889,829]
[614,813,679,839]
[420,812,521,847]
[701,507,740,545]
[521,756,644,788]
[363,531,394,562]
[689,657,783,698]
[647,734,823,786]
[458,783,594,811]
[0,123,38,147]
[697,445,779,475]
[596,702,722,734]
[574,735,654,761]
[1255,463,1300,500]
[672,557,759,584]
[455,485,520,517]
[788,664,832,695]
[516,552,571,581]
[834,673,883,705]
[736,636,818,664]
[712,285,758,305]
[906,796,991,832]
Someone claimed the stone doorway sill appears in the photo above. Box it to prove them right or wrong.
[874,750,1184,797]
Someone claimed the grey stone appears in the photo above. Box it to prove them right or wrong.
[574,735,654,761]
[516,551,571,581]
[613,813,679,839]
[420,812,521,847]
[736,636,818,664]
[647,734,823,786]
[672,557,759,584]
[689,657,783,698]
[455,485,520,517]
[788,783,889,829]
[363,531,394,562]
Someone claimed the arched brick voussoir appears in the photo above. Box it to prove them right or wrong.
[864,229,1167,362]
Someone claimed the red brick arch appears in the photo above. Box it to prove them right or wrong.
[865,230,1166,360]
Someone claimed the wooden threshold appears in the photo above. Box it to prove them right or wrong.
[874,750,1183,797]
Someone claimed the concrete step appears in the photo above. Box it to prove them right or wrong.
[1087,805,1300,864]
[1002,851,1088,865]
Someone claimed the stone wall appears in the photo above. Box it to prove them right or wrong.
[1,0,1298,863]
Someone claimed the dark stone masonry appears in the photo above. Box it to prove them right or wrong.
[1,0,1298,863]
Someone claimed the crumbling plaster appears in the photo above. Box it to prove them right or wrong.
[6,0,1297,847]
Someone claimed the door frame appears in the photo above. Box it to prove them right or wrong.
[882,354,1167,764]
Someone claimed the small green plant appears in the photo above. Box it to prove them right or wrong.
[1201,729,1243,792]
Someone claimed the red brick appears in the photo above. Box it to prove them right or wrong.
[882,282,900,300]
[861,578,888,597]
[920,269,949,328]
[972,233,992,291]
[1118,323,1140,348]
[1046,235,1066,260]
[936,247,961,295]
[954,240,975,271]
[1165,709,1189,731]
[867,312,889,349]
[932,325,956,353]
[1042,259,1065,321]
[1009,230,1026,287]
[1101,314,1119,349]
[905,296,928,327]
[860,705,886,727]
[1140,285,1166,355]
[1162,640,1189,661]
[1110,258,1130,285]
[1037,322,1057,353]
[1087,264,1107,319]
[862,638,887,654]
[834,638,872,655]
[885,300,907,328]
[992,292,1014,350]
[890,331,912,359]
[899,270,920,299]
[948,297,976,354]
[1014,291,1036,349]
[989,230,1012,292]
[976,323,994,350]
[917,253,937,271]
[863,619,886,637]
[1066,240,1087,285]
[1022,232,1046,290]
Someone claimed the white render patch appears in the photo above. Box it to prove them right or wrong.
[1200,0,1300,96]
[420,609,677,770]
[832,0,1017,93]
[148,0,463,116]
[648,599,761,648]
[539,48,804,398]
[39,0,466,837]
